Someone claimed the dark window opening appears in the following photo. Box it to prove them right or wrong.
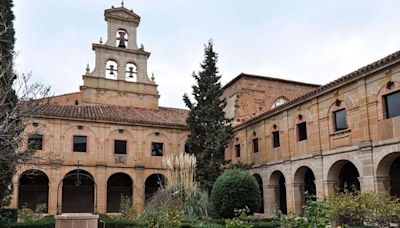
[235,144,241,157]
[151,142,164,156]
[114,140,127,154]
[28,134,43,150]
[272,131,280,148]
[73,135,87,152]
[297,122,307,141]
[334,109,348,131]
[253,138,259,153]
[384,91,400,119]
[75,100,79,105]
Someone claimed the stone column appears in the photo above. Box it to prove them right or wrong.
[360,176,375,192]
[10,180,18,209]
[323,180,339,197]
[285,182,295,214]
[49,165,62,214]
[96,165,106,214]
[291,183,304,214]
[375,176,391,193]
[265,185,277,218]
[134,167,145,212]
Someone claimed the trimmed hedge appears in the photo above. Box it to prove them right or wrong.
[98,214,135,228]
[211,169,261,218]
[1,216,54,228]
[0,208,18,224]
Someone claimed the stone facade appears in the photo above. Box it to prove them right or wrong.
[225,51,400,217]
[10,3,400,218]
[11,5,189,215]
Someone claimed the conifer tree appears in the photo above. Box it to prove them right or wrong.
[0,0,19,209]
[183,40,233,194]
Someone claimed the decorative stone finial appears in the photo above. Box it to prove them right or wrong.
[111,5,114,8]
[99,37,103,44]
[140,44,144,50]
[121,0,124,7]
[151,73,155,81]
[86,64,90,73]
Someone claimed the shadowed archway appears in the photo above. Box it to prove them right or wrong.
[145,174,166,203]
[106,173,133,213]
[18,170,49,212]
[253,174,264,213]
[270,171,287,214]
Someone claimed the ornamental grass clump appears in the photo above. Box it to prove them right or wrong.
[143,153,210,219]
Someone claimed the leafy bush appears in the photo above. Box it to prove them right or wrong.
[329,191,400,227]
[136,206,183,227]
[224,207,252,228]
[17,208,34,223]
[118,195,136,222]
[3,216,54,228]
[98,214,135,228]
[211,169,261,218]
[0,208,18,224]
[277,196,330,228]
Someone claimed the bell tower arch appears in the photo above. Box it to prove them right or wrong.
[80,4,159,109]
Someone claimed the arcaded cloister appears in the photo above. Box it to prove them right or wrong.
[9,4,400,218]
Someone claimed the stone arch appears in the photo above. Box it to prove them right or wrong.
[61,169,96,213]
[269,170,287,214]
[293,166,316,214]
[376,152,400,197]
[106,172,133,213]
[326,160,360,195]
[18,169,49,212]
[116,28,128,48]
[125,62,137,82]
[144,173,167,203]
[105,59,119,79]
[253,173,264,213]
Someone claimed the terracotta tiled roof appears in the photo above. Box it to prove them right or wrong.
[235,49,400,130]
[34,104,189,128]
[222,73,320,90]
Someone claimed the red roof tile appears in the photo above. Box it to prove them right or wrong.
[34,104,189,128]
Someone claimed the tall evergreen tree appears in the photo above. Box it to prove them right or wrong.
[183,40,233,194]
[0,0,20,209]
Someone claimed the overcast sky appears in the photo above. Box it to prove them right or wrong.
[14,0,400,109]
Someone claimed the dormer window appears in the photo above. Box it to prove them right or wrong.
[271,96,289,109]
[105,60,118,79]
[116,29,128,48]
[125,63,137,82]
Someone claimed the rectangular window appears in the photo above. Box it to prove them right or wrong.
[114,140,127,154]
[28,134,43,150]
[151,142,164,156]
[297,122,307,141]
[253,138,259,153]
[334,109,348,131]
[73,135,87,152]
[385,91,400,119]
[272,131,280,148]
[235,144,241,157]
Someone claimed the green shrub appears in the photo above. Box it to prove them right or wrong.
[118,195,136,222]
[211,169,261,218]
[136,206,183,227]
[98,214,135,228]
[17,208,34,223]
[0,208,18,224]
[4,216,54,228]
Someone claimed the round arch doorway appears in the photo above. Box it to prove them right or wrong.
[61,169,96,213]
[106,173,133,213]
[18,170,49,212]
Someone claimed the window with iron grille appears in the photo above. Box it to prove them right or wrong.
[272,131,280,148]
[28,134,43,150]
[235,144,241,157]
[73,135,87,152]
[333,109,348,131]
[297,122,307,141]
[151,142,164,156]
[253,138,259,153]
[114,140,127,154]
[384,91,400,119]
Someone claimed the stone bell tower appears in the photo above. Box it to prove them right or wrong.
[80,4,159,109]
